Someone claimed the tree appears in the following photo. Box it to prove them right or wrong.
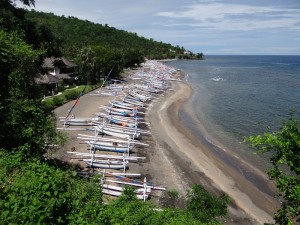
[76,46,97,84]
[196,52,204,60]
[0,29,58,158]
[245,114,300,224]
[186,184,230,223]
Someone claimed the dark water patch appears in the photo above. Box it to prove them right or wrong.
[179,106,275,198]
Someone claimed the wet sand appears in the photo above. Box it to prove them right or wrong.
[53,68,279,225]
[149,79,280,224]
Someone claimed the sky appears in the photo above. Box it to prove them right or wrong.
[18,0,300,55]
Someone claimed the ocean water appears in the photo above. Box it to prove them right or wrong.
[165,56,300,192]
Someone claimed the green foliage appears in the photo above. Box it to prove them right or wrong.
[0,1,60,56]
[24,10,190,61]
[64,89,80,100]
[0,153,226,225]
[245,114,300,224]
[43,85,97,109]
[0,152,103,225]
[0,29,58,158]
[102,187,208,225]
[168,188,180,199]
[186,184,230,223]
[52,95,66,107]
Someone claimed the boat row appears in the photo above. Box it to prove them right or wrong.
[60,60,180,200]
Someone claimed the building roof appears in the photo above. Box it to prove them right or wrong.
[56,73,72,79]
[43,57,77,69]
[35,74,61,84]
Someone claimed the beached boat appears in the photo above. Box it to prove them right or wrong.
[60,116,100,126]
[102,183,151,194]
[68,151,146,161]
[104,117,138,128]
[85,140,134,153]
[101,106,138,117]
[101,188,149,200]
[121,97,148,107]
[108,101,139,111]
[128,91,152,102]
[83,159,128,169]
[94,125,141,139]
[106,177,166,191]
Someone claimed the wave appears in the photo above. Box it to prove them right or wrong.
[209,76,225,82]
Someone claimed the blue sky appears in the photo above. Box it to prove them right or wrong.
[19,0,300,55]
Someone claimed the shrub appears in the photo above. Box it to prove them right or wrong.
[186,184,230,223]
[52,95,66,107]
[64,89,79,100]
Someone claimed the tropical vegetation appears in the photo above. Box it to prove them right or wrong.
[245,113,300,225]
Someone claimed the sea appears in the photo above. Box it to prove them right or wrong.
[165,55,300,194]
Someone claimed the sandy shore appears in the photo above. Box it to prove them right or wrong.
[53,67,279,225]
[148,79,279,225]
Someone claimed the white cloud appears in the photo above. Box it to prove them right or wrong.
[156,3,300,31]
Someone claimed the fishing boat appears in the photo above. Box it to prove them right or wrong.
[102,106,138,117]
[102,183,151,194]
[83,159,128,169]
[108,101,140,111]
[60,116,100,126]
[101,188,149,200]
[85,140,134,153]
[68,151,146,161]
[94,125,141,139]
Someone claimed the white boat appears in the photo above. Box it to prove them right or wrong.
[102,107,138,117]
[60,117,100,126]
[102,183,151,194]
[85,140,134,153]
[105,117,138,128]
[128,91,152,102]
[106,177,166,191]
[122,97,146,106]
[101,188,149,200]
[67,151,146,161]
[108,101,141,111]
[94,125,141,139]
[97,113,143,122]
[84,159,128,169]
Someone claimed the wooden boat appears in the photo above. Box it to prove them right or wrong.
[60,116,100,126]
[67,151,146,161]
[101,188,149,200]
[108,101,138,110]
[83,159,128,169]
[94,125,141,139]
[128,91,152,102]
[106,177,166,191]
[104,117,138,128]
[97,113,143,122]
[85,140,134,153]
[121,97,147,107]
[102,107,138,117]
[102,183,151,194]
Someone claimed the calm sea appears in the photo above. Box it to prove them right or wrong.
[165,56,300,191]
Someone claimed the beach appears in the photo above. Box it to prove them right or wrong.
[54,64,279,225]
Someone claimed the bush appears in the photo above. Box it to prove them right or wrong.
[186,184,230,223]
[52,95,66,107]
[64,89,79,100]
[42,98,55,109]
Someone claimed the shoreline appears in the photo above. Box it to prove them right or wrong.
[148,73,279,224]
[53,63,279,225]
